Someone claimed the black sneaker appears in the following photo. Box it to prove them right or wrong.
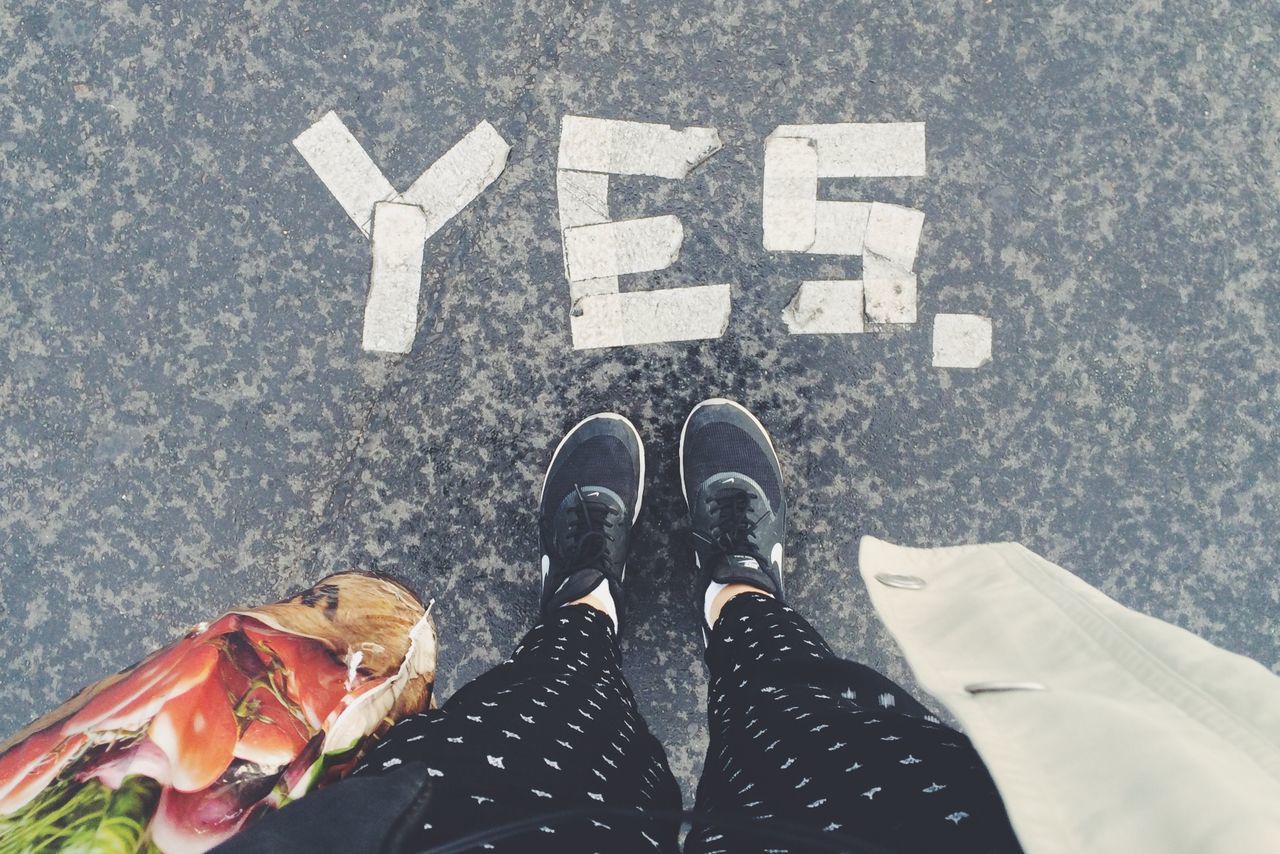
[538,413,645,627]
[680,399,786,637]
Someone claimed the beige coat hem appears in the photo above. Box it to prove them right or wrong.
[858,536,1280,854]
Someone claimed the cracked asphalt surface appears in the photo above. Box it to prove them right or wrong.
[2,0,1278,795]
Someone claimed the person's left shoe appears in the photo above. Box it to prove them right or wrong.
[679,398,786,642]
[538,413,645,629]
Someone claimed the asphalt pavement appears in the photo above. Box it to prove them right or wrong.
[1,0,1277,794]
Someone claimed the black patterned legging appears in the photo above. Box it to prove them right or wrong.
[336,592,1022,853]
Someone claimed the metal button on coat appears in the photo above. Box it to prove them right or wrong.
[874,573,927,590]
[964,681,1048,694]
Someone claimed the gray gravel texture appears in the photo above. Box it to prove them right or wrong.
[2,0,1278,796]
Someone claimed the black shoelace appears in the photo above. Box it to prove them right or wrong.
[558,485,624,589]
[691,484,769,568]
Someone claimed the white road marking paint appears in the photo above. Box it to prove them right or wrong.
[932,313,993,368]
[568,277,620,300]
[558,115,722,178]
[293,111,510,353]
[556,169,618,295]
[767,123,929,339]
[570,285,731,350]
[292,111,398,236]
[762,136,818,251]
[771,122,926,177]
[563,216,683,281]
[863,275,918,324]
[399,120,510,239]
[781,280,865,335]
[863,202,925,274]
[556,116,728,349]
[556,169,611,228]
[364,202,429,353]
[809,200,871,255]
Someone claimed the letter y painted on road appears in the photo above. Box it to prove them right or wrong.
[293,110,510,353]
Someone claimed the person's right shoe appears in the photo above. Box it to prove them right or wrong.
[538,412,645,630]
[679,398,786,639]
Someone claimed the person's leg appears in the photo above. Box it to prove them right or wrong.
[351,412,682,852]
[352,603,680,852]
[678,399,1020,853]
[688,592,1021,853]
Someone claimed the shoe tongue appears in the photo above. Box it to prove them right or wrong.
[554,486,621,555]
